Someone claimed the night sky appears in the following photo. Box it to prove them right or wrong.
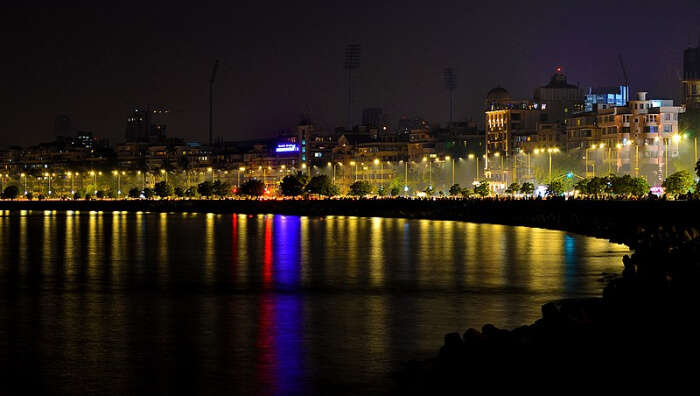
[1,0,699,147]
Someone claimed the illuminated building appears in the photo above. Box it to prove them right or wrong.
[485,85,545,157]
[566,91,684,181]
[533,67,585,123]
[584,86,629,112]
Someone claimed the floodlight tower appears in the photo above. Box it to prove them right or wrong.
[208,59,220,146]
[444,68,457,124]
[344,44,361,130]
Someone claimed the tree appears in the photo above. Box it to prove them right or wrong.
[505,182,520,195]
[586,177,606,197]
[519,182,535,196]
[630,177,650,197]
[197,181,214,197]
[305,175,338,196]
[390,186,400,197]
[185,187,196,197]
[73,191,82,200]
[142,187,154,199]
[174,187,185,198]
[448,184,462,196]
[107,190,117,199]
[663,170,695,197]
[461,188,473,198]
[239,179,265,197]
[213,180,231,197]
[474,180,489,197]
[424,186,434,196]
[154,181,173,198]
[546,181,564,197]
[377,185,386,196]
[96,190,105,199]
[349,180,372,196]
[575,179,589,194]
[2,185,19,199]
[610,175,635,196]
[128,187,141,199]
[279,172,307,196]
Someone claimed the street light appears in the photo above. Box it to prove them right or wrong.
[468,154,479,185]
[350,161,357,181]
[90,170,97,194]
[66,171,74,194]
[493,152,504,187]
[446,155,455,186]
[206,167,213,182]
[547,147,559,183]
[112,170,122,197]
[373,158,380,184]
[535,147,559,183]
[44,172,51,196]
[237,167,245,187]
[20,173,27,196]
[333,162,342,183]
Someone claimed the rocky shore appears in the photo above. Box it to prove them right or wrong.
[395,223,700,393]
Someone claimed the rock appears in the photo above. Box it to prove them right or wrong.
[439,332,464,362]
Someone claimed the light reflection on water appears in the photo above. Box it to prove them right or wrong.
[0,211,628,394]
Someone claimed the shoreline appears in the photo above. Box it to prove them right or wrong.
[2,198,699,246]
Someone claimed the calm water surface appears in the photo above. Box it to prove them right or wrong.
[0,211,628,394]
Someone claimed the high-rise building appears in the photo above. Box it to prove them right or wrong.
[54,114,72,138]
[361,108,383,129]
[125,106,169,143]
[682,45,700,110]
[533,67,585,123]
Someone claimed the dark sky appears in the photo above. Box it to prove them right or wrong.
[1,0,699,147]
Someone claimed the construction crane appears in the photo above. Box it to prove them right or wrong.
[209,59,220,146]
[618,53,629,89]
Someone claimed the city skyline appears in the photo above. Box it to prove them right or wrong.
[1,1,699,147]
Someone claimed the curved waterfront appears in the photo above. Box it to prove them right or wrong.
[0,211,628,394]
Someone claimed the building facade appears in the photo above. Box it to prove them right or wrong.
[566,92,684,182]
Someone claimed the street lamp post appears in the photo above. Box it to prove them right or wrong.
[546,148,559,183]
[90,171,97,194]
[44,173,52,196]
[446,156,454,186]
[526,152,531,179]
[350,161,357,181]
[468,154,479,185]
[238,167,245,187]
[373,158,382,186]
[664,138,669,179]
[403,160,409,193]
[493,152,503,187]
[21,173,26,196]
[67,172,74,194]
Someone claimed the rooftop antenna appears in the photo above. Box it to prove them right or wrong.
[208,59,219,146]
[443,67,457,124]
[344,44,360,130]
